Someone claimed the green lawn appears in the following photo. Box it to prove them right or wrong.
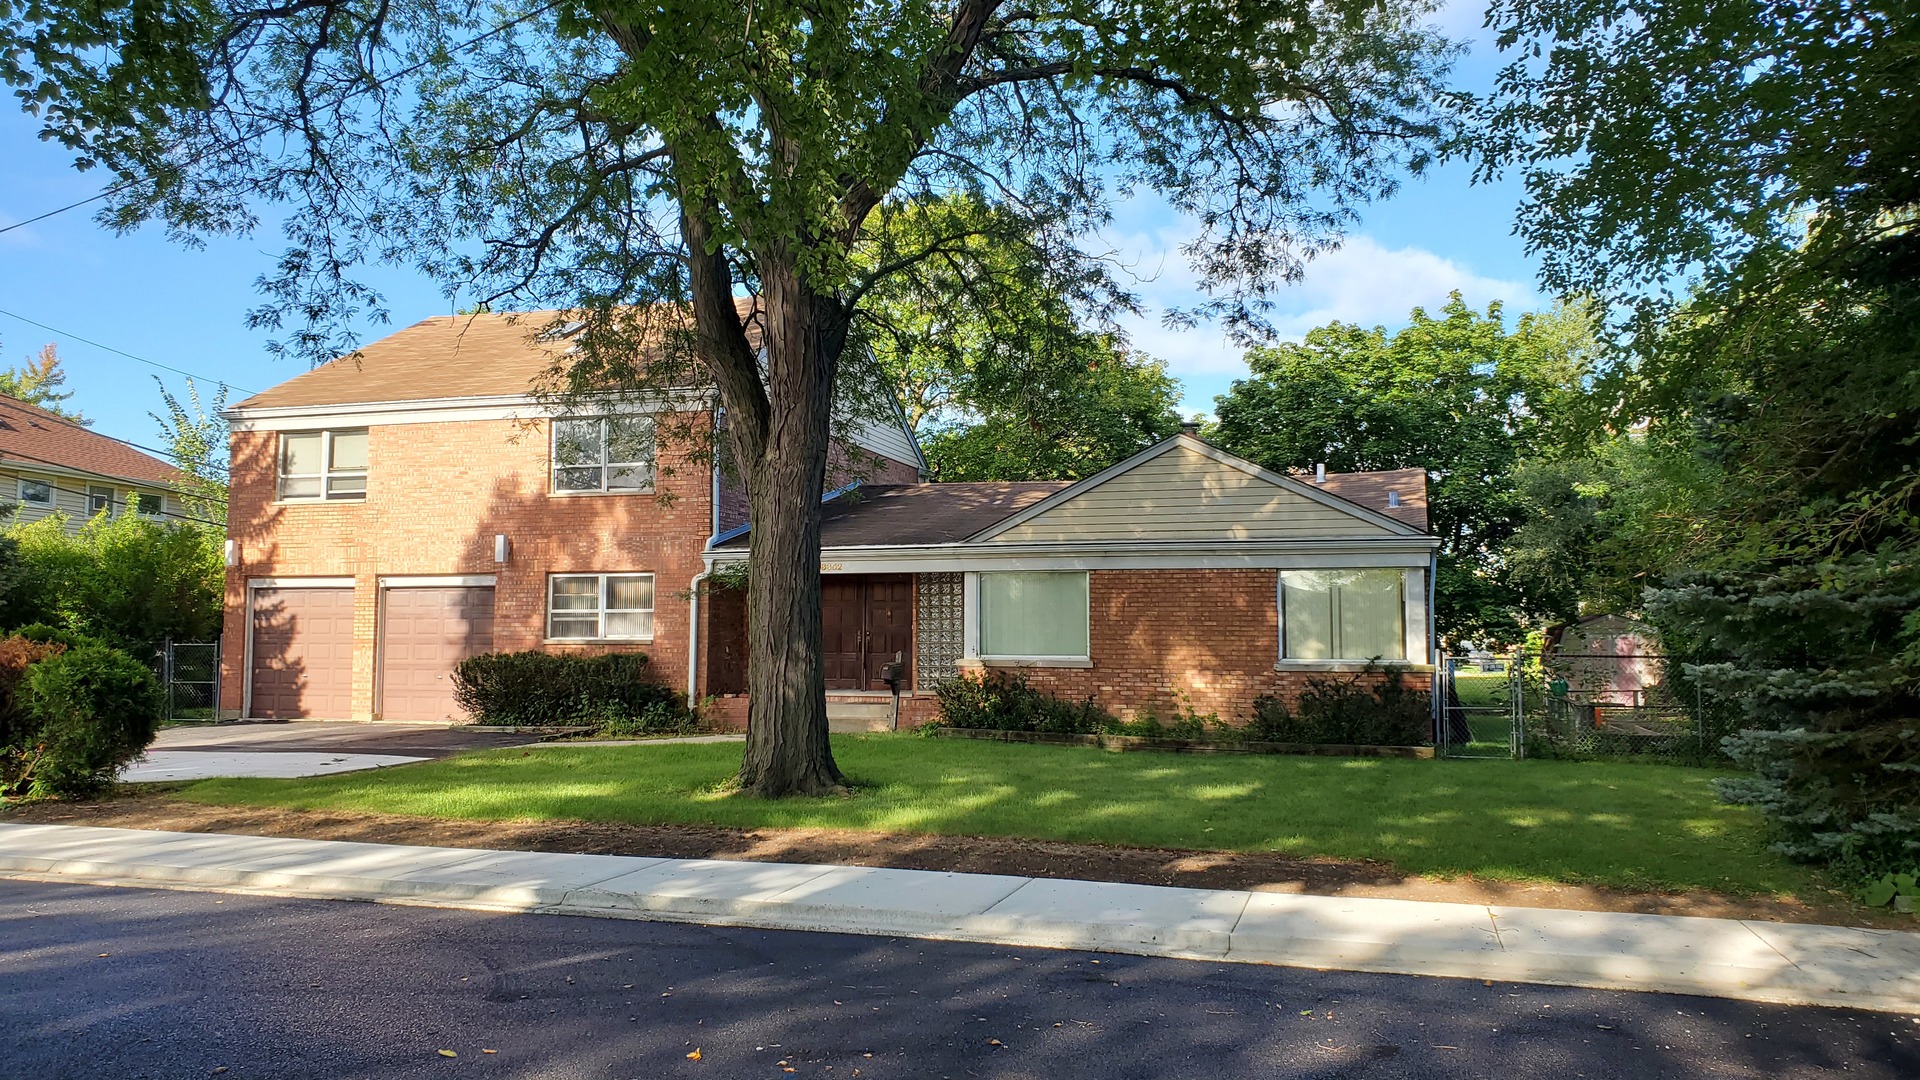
[177,735,1811,898]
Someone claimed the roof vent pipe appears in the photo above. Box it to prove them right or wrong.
[1387,490,1401,508]
[1314,463,1326,484]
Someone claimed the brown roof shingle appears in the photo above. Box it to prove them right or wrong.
[0,396,180,487]
[234,302,760,411]
[1303,467,1429,530]
[717,482,1071,549]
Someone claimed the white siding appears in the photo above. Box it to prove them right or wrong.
[0,468,184,535]
[991,445,1398,543]
[846,413,923,475]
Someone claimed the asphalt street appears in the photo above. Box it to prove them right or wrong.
[0,879,1913,1079]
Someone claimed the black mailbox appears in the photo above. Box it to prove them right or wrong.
[880,652,905,691]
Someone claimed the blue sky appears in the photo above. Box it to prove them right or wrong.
[0,0,1537,453]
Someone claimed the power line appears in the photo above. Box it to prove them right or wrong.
[0,307,256,395]
[0,4,561,237]
[0,446,227,506]
[4,474,226,529]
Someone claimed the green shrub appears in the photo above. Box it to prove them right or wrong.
[0,514,222,655]
[590,699,701,738]
[451,650,684,727]
[1250,664,1432,746]
[931,672,1111,734]
[12,623,93,649]
[2,643,161,797]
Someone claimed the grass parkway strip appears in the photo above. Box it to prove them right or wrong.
[170,733,1819,900]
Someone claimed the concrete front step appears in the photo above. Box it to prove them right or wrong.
[827,701,897,733]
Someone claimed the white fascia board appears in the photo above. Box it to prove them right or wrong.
[708,537,1439,574]
[0,457,183,494]
[226,388,714,431]
[379,574,498,588]
[965,433,1425,541]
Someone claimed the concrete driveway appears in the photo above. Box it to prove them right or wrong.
[122,722,536,782]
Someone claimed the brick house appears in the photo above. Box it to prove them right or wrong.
[219,312,1438,726]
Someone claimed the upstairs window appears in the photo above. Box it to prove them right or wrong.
[553,416,655,493]
[279,429,368,501]
[133,492,164,517]
[547,573,655,641]
[1281,569,1406,661]
[18,478,52,507]
[88,486,114,516]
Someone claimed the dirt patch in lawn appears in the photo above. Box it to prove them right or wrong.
[4,792,1883,928]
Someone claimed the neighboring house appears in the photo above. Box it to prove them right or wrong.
[218,311,1440,726]
[708,433,1439,726]
[0,396,186,533]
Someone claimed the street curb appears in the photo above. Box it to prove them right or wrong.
[3,830,1917,1015]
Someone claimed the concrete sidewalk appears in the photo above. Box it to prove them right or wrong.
[2,823,1915,1014]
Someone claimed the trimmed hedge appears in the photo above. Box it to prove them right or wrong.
[451,650,685,728]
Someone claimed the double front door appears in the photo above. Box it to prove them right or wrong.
[822,574,913,690]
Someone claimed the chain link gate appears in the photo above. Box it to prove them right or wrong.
[161,640,221,722]
[1434,654,1522,759]
[1434,649,1729,764]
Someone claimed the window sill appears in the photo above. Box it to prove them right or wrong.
[272,498,366,508]
[548,488,656,498]
[969,656,1095,670]
[1274,660,1434,673]
[543,637,655,646]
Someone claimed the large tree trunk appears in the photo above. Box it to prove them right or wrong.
[732,265,847,796]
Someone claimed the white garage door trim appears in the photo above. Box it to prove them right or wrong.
[379,574,497,588]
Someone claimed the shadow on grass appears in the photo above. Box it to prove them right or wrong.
[174,735,1811,897]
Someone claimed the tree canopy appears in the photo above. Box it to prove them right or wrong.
[1211,295,1597,643]
[4,0,1459,793]
[0,343,86,424]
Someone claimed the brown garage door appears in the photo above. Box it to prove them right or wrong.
[249,587,355,719]
[378,586,496,722]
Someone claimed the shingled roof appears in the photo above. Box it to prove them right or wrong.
[1305,467,1429,531]
[233,301,761,411]
[0,396,180,487]
[716,481,1071,549]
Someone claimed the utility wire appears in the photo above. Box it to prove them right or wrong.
[0,307,256,395]
[0,446,228,506]
[3,474,226,528]
[0,4,562,237]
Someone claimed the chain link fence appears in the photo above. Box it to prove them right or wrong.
[161,640,221,722]
[1436,650,1735,765]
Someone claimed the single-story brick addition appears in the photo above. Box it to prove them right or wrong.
[706,433,1439,728]
[217,310,1438,728]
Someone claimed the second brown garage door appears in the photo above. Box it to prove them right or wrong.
[378,586,496,722]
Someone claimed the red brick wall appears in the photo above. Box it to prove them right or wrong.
[978,570,1431,724]
[221,413,717,719]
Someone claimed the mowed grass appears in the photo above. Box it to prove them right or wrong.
[177,735,1810,897]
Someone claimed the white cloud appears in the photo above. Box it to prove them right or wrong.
[1104,225,1539,415]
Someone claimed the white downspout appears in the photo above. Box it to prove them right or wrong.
[688,559,712,703]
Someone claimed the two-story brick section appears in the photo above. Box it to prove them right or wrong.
[221,309,1440,727]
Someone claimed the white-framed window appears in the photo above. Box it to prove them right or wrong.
[87,485,114,516]
[552,416,655,493]
[132,492,164,517]
[978,571,1090,660]
[278,429,369,501]
[1280,569,1406,661]
[18,478,52,507]
[547,573,656,641]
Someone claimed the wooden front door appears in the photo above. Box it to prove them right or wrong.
[820,575,914,691]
